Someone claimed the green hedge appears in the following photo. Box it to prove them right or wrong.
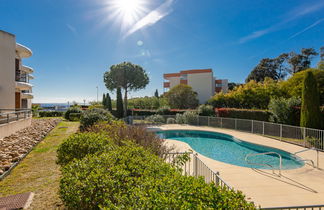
[39,111,64,117]
[60,143,255,209]
[64,107,82,121]
[56,133,116,166]
[80,108,114,130]
[69,113,81,121]
[216,108,270,121]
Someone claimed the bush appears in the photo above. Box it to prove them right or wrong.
[64,107,82,121]
[85,121,170,156]
[60,144,255,209]
[216,108,270,121]
[198,104,214,116]
[183,111,199,125]
[165,84,199,109]
[157,106,171,115]
[145,114,165,124]
[57,132,115,166]
[268,97,301,125]
[39,111,64,117]
[175,113,186,124]
[69,113,81,121]
[80,108,114,130]
[166,118,176,124]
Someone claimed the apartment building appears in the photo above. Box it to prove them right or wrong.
[0,30,34,110]
[163,69,228,103]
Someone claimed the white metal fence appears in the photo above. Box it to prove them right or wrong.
[126,115,324,151]
[164,152,231,189]
[0,109,32,125]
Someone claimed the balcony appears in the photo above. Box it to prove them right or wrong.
[164,82,170,88]
[29,74,34,80]
[21,92,34,99]
[21,65,34,74]
[16,43,32,58]
[16,81,33,90]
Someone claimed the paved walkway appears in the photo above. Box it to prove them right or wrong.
[157,125,324,208]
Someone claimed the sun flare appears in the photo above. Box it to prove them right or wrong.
[107,0,147,26]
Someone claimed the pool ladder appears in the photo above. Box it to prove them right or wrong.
[294,148,316,168]
[245,152,282,176]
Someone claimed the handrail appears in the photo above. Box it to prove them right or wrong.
[245,152,282,176]
[294,148,316,168]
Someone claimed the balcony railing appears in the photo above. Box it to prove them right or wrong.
[0,109,32,125]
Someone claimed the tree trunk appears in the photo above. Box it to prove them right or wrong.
[124,88,128,117]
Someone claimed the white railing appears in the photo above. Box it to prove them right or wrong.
[164,152,231,189]
[126,115,324,152]
[0,109,32,125]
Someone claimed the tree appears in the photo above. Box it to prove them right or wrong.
[300,71,322,129]
[154,89,159,98]
[165,84,199,109]
[102,94,106,108]
[246,58,278,82]
[104,62,149,116]
[288,48,318,74]
[106,93,112,111]
[281,69,324,105]
[274,53,290,80]
[116,87,124,118]
[318,46,324,70]
[228,82,241,91]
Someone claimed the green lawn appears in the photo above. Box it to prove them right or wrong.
[0,120,79,209]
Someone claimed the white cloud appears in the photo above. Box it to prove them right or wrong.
[123,0,175,39]
[289,18,324,39]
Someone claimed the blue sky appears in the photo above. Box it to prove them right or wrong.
[0,0,323,103]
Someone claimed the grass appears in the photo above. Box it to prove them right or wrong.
[0,120,79,209]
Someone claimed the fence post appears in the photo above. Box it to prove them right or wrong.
[197,116,199,126]
[208,117,210,127]
[280,124,282,141]
[262,121,265,135]
[194,154,198,177]
[317,149,319,168]
[235,118,237,130]
[251,120,254,133]
[220,118,223,128]
[303,127,306,147]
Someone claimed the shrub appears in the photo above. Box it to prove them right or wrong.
[69,113,81,121]
[198,104,214,116]
[175,113,186,124]
[216,108,270,121]
[39,111,64,117]
[183,111,199,125]
[86,122,170,156]
[145,114,165,124]
[157,106,171,115]
[166,118,176,124]
[165,84,199,109]
[116,87,124,118]
[60,144,255,209]
[300,71,322,129]
[57,132,115,166]
[209,78,287,109]
[268,97,301,125]
[80,108,114,130]
[64,107,82,121]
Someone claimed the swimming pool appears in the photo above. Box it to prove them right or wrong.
[156,130,304,170]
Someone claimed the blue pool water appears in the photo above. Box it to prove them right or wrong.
[156,130,304,170]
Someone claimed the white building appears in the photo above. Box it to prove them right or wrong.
[0,30,34,110]
[163,69,228,103]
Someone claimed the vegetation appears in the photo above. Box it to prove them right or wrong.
[216,108,270,121]
[127,96,168,109]
[145,114,165,124]
[174,111,199,125]
[0,121,79,209]
[116,87,124,118]
[209,78,286,109]
[281,69,324,105]
[64,106,82,121]
[165,84,199,109]
[166,117,176,124]
[198,104,214,116]
[102,93,112,111]
[154,89,159,98]
[69,113,81,121]
[104,62,149,116]
[39,111,64,117]
[300,71,322,129]
[80,108,114,130]
[268,97,301,125]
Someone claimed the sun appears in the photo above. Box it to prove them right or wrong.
[107,0,147,27]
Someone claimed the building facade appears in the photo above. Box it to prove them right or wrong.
[0,30,34,110]
[163,69,228,103]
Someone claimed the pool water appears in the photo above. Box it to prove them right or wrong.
[156,130,304,170]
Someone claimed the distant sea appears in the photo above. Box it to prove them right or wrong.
[34,103,70,111]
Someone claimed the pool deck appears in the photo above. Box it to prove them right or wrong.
[155,124,324,208]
